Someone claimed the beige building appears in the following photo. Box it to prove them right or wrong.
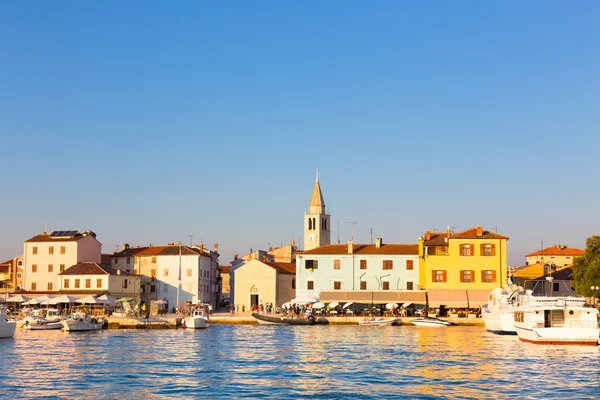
[23,230,102,293]
[232,259,296,309]
[0,255,23,292]
[525,245,583,267]
[58,262,140,298]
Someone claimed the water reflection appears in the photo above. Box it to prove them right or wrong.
[1,326,599,398]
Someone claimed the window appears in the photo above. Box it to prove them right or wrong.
[32,246,38,255]
[18,260,23,266]
[307,281,314,290]
[333,260,340,270]
[406,281,414,290]
[360,281,367,290]
[47,282,53,290]
[482,270,496,283]
[406,260,414,270]
[85,279,91,288]
[151,269,156,278]
[32,264,37,273]
[433,270,446,283]
[75,279,80,288]
[49,246,54,255]
[60,246,65,254]
[187,269,192,277]
[64,279,70,288]
[460,244,473,256]
[48,264,53,273]
[151,256,157,263]
[115,258,119,264]
[292,279,296,289]
[305,260,318,270]
[382,281,390,290]
[60,264,65,272]
[163,285,168,293]
[126,258,131,264]
[150,284,156,293]
[123,279,128,289]
[360,260,367,270]
[481,243,495,256]
[17,272,22,279]
[133,269,138,275]
[553,282,560,292]
[97,279,102,288]
[460,270,474,283]
[382,260,393,270]
[163,269,169,277]
[333,281,342,290]
[31,282,36,291]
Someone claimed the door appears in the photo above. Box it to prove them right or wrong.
[544,310,551,328]
[251,294,259,307]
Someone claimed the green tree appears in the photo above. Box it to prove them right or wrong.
[572,235,600,297]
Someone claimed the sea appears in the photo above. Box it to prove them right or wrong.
[1,325,599,399]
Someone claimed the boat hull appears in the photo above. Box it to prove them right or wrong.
[515,326,599,345]
[185,316,209,329]
[358,318,396,326]
[0,322,17,338]
[61,320,103,332]
[24,321,62,330]
[412,318,451,327]
[252,313,318,325]
[482,310,516,334]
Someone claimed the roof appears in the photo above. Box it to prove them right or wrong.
[423,226,509,245]
[59,262,132,276]
[532,267,574,281]
[25,231,97,243]
[310,179,325,210]
[264,262,296,275]
[219,265,232,273]
[301,243,419,256]
[525,246,584,257]
[112,247,149,257]
[134,245,205,257]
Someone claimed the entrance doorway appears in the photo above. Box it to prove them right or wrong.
[251,294,259,307]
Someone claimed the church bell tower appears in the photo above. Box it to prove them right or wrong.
[304,169,331,251]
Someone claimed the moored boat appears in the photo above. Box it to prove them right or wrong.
[184,305,210,329]
[252,312,320,325]
[24,320,62,330]
[0,306,17,339]
[358,317,396,326]
[482,285,522,334]
[411,317,451,327]
[513,294,599,345]
[61,312,103,332]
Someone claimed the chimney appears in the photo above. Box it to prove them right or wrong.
[376,237,383,248]
[214,243,219,252]
[424,231,431,241]
[348,240,354,254]
[234,253,239,260]
[168,242,175,246]
[199,244,204,253]
[476,226,483,237]
[262,255,267,262]
[122,243,130,251]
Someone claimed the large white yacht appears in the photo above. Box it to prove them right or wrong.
[513,292,599,345]
[0,306,17,339]
[482,285,522,334]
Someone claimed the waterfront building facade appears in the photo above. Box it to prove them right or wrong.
[418,226,509,308]
[231,259,296,308]
[0,255,23,293]
[58,262,140,298]
[296,239,424,304]
[525,245,583,267]
[23,230,102,293]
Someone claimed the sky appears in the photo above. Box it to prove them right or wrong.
[1,2,599,266]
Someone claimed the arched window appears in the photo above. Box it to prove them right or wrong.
[250,285,259,293]
[308,218,312,230]
[313,218,316,230]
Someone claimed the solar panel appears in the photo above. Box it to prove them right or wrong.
[49,230,79,237]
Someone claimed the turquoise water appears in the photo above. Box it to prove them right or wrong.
[1,325,599,399]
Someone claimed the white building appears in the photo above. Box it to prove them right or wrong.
[23,230,102,293]
[58,262,140,298]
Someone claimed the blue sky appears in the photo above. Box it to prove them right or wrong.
[1,2,599,266]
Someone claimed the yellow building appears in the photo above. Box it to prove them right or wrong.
[418,226,509,309]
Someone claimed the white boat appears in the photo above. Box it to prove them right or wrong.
[184,304,210,329]
[61,312,103,332]
[482,285,522,334]
[358,318,396,326]
[0,306,17,339]
[412,317,451,327]
[514,293,599,345]
[23,320,62,330]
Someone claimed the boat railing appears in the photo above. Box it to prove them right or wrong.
[534,320,597,329]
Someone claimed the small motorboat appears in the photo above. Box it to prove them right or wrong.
[252,312,324,325]
[184,306,210,329]
[61,312,103,332]
[0,306,17,339]
[411,317,451,327]
[358,318,396,326]
[24,320,62,330]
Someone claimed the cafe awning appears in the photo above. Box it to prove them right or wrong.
[466,290,490,307]
[319,290,427,304]
[427,289,489,308]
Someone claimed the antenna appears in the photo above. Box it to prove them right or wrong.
[337,220,340,244]
[345,221,358,241]
[370,228,373,244]
[188,235,195,247]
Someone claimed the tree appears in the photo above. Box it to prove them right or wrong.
[572,235,600,297]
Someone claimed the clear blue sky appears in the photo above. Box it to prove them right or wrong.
[1,2,599,266]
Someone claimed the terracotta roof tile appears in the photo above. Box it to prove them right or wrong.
[525,246,584,257]
[25,231,97,242]
[133,245,202,257]
[301,244,418,256]
[112,247,149,257]
[423,226,509,245]
[264,262,296,274]
[59,262,132,276]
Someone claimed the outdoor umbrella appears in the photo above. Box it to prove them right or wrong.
[402,302,413,308]
[23,298,43,305]
[6,294,29,303]
[50,295,77,305]
[291,295,319,304]
[117,297,135,302]
[312,302,325,309]
[97,294,117,304]
[328,302,339,309]
[76,295,104,304]
[342,302,354,309]
[386,303,399,310]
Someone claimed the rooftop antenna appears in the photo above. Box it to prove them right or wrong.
[188,235,195,247]
[370,228,373,244]
[337,220,340,244]
[346,221,358,241]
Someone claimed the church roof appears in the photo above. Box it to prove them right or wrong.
[309,172,325,214]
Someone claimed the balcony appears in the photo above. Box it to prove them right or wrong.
[426,247,449,256]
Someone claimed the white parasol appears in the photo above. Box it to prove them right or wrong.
[6,294,29,303]
[291,295,319,304]
[50,295,77,305]
[328,301,339,309]
[312,302,325,309]
[342,302,354,309]
[402,302,413,308]
[386,303,399,310]
[76,295,106,304]
[97,294,117,304]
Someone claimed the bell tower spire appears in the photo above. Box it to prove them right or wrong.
[304,170,331,251]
